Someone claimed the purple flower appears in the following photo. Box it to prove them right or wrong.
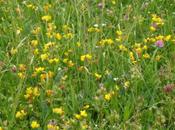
[163,84,174,93]
[155,40,164,48]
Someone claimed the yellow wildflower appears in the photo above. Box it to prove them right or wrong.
[150,26,156,32]
[24,87,33,99]
[44,3,52,12]
[31,40,38,47]
[83,105,90,109]
[46,90,54,97]
[19,64,26,72]
[53,107,64,115]
[164,35,171,41]
[143,45,148,50]
[156,35,164,40]
[104,93,112,101]
[80,110,87,118]
[55,33,62,40]
[129,52,135,62]
[119,44,127,51]
[24,87,40,100]
[88,27,101,33]
[80,54,92,61]
[151,14,164,26]
[31,121,40,129]
[26,4,36,10]
[116,37,122,42]
[105,39,114,45]
[33,87,40,97]
[124,81,130,89]
[94,73,102,80]
[33,49,39,55]
[62,25,71,32]
[42,15,52,22]
[143,53,150,59]
[135,47,142,55]
[40,53,49,61]
[47,124,59,130]
[18,72,25,79]
[75,114,81,120]
[48,58,59,64]
[98,39,114,46]
[67,60,75,67]
[63,33,74,39]
[116,30,122,36]
[150,38,156,43]
[15,110,27,119]
[44,42,55,51]
[31,27,41,35]
[81,122,88,129]
[35,67,44,73]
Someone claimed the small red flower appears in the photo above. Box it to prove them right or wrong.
[163,84,174,93]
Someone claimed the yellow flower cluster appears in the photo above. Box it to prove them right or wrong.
[26,4,37,10]
[31,40,38,47]
[40,53,59,64]
[31,27,41,35]
[15,110,27,119]
[98,38,114,46]
[40,53,49,61]
[42,15,52,22]
[44,42,56,51]
[1,1,174,128]
[44,3,52,12]
[129,52,136,64]
[40,71,54,81]
[87,27,101,33]
[94,73,102,80]
[18,64,27,79]
[34,67,45,74]
[116,30,123,42]
[151,14,164,26]
[46,23,57,38]
[63,33,74,39]
[104,91,115,101]
[80,54,92,61]
[63,59,75,67]
[31,121,40,129]
[144,35,172,43]
[75,110,88,120]
[55,33,62,40]
[150,14,164,31]
[47,124,59,130]
[119,44,128,52]
[24,87,40,101]
[53,107,64,115]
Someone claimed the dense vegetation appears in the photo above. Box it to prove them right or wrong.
[0,0,175,129]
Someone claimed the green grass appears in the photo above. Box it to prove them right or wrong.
[0,0,175,129]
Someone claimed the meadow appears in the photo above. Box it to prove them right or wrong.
[0,0,175,129]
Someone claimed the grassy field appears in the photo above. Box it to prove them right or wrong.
[0,0,175,129]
